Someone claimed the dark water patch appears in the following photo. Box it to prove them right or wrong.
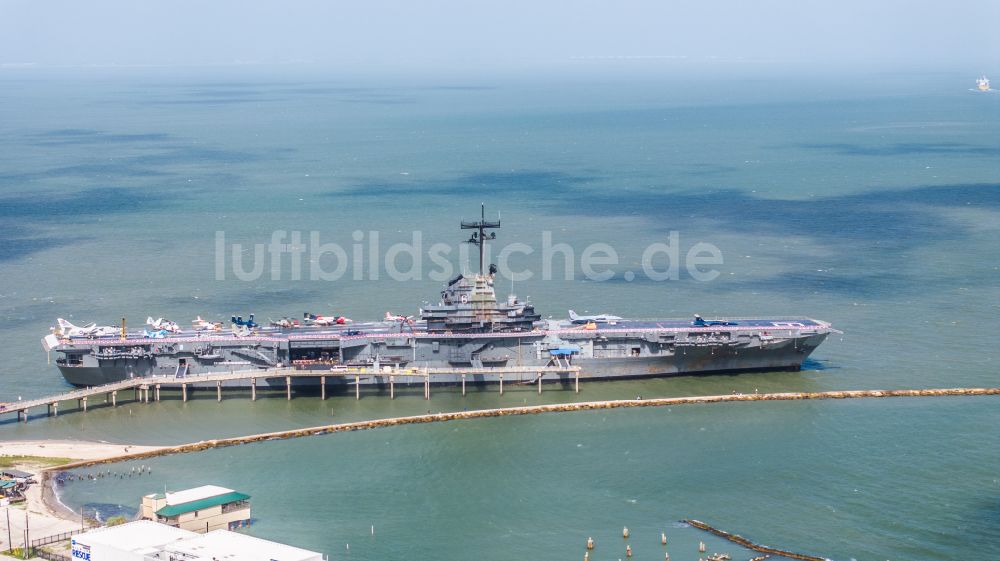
[333,170,597,199]
[0,236,79,263]
[801,142,1000,157]
[160,285,327,311]
[334,171,998,297]
[0,187,171,218]
[0,162,174,183]
[129,145,264,166]
[28,129,174,146]
[337,95,416,105]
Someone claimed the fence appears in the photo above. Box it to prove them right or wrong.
[31,529,83,548]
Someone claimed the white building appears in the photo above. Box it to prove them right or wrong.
[71,520,322,561]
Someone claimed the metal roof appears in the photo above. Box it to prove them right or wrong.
[2,469,34,478]
[155,491,250,518]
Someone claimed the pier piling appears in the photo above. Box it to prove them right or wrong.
[424,371,430,400]
[112,390,117,407]
[575,371,580,393]
[251,378,257,401]
[181,384,187,402]
[321,376,326,401]
[389,375,395,400]
[216,381,222,402]
[48,402,57,417]
[285,376,291,400]
[355,374,360,400]
[155,384,161,402]
[461,373,466,396]
[538,373,542,394]
[499,374,504,396]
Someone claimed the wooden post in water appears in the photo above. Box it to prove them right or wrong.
[575,369,580,393]
[389,375,395,400]
[461,373,466,396]
[538,373,542,394]
[424,369,430,400]
[216,381,222,402]
[155,384,161,402]
[251,378,257,401]
[286,376,291,400]
[181,384,187,402]
[17,410,25,423]
[355,374,360,400]
[321,376,326,401]
[133,387,138,401]
[112,390,118,407]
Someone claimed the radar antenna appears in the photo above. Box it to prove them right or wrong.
[461,203,500,276]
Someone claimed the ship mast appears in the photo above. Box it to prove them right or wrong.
[461,203,500,276]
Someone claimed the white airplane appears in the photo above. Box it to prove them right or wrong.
[191,316,223,331]
[385,312,414,323]
[53,318,118,338]
[231,323,253,337]
[146,317,181,333]
[568,310,622,324]
[303,313,351,326]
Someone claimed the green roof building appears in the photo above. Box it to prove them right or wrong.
[141,485,251,533]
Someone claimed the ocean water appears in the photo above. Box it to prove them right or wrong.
[1,67,999,559]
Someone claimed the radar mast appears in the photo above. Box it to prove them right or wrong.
[461,203,500,276]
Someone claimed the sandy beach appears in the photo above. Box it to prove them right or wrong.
[1,439,163,552]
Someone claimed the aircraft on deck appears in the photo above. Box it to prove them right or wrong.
[385,312,414,324]
[303,313,351,326]
[53,318,118,338]
[692,314,738,327]
[231,324,253,337]
[270,317,300,329]
[142,329,169,339]
[568,310,622,324]
[231,314,259,329]
[147,317,181,333]
[191,316,223,331]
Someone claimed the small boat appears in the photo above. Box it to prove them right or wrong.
[976,75,990,92]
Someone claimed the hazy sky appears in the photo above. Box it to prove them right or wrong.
[2,0,997,72]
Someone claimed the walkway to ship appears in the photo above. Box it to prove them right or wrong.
[0,364,583,422]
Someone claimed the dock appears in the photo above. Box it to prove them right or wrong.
[0,364,583,422]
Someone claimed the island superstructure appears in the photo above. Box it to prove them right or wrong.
[43,206,834,389]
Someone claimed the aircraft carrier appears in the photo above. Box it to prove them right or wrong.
[42,207,835,390]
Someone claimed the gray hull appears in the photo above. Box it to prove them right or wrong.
[56,331,827,388]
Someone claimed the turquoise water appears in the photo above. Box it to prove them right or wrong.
[2,67,999,559]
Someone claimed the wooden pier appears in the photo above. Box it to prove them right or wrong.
[0,365,582,422]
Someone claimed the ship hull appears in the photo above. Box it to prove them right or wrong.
[56,332,827,388]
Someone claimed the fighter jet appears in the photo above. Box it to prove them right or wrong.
[53,318,118,338]
[303,313,351,326]
[568,310,622,324]
[142,329,169,339]
[147,317,181,333]
[691,314,738,327]
[384,312,414,324]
